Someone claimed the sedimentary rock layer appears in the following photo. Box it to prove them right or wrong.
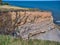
[1,10,60,42]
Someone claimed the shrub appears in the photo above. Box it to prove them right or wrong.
[3,3,9,5]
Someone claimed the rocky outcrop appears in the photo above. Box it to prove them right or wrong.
[0,10,60,42]
[0,10,52,34]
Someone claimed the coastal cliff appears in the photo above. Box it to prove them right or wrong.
[0,9,52,34]
[0,5,60,42]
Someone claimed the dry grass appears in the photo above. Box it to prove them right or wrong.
[0,35,60,45]
[0,5,28,10]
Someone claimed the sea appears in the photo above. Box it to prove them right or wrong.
[3,1,60,25]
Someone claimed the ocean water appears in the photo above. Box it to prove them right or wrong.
[3,1,60,24]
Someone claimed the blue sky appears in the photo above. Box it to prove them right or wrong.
[3,0,60,1]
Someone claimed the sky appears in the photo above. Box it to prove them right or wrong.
[3,0,60,1]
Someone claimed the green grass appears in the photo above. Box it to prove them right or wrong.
[0,35,60,45]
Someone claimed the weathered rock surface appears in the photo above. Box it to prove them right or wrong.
[0,10,60,42]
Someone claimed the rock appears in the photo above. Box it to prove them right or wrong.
[1,10,60,42]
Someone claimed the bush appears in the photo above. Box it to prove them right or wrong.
[3,3,9,5]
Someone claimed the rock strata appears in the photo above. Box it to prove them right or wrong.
[0,10,60,42]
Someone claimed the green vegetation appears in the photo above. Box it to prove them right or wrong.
[2,3,9,5]
[0,35,60,45]
[0,0,9,5]
[0,0,2,5]
[29,8,40,11]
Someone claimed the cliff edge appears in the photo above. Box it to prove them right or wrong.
[0,5,60,42]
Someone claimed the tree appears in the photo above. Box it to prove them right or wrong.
[0,0,2,5]
[3,3,9,5]
[0,0,9,5]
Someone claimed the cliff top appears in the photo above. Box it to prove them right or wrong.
[0,5,50,12]
[0,5,39,10]
[0,5,29,11]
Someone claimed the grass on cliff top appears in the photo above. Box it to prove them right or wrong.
[0,35,60,45]
[0,5,29,11]
[0,5,41,11]
[0,5,28,9]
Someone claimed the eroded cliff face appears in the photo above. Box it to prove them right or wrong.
[0,11,52,33]
[1,10,60,42]
[0,10,53,35]
[10,11,52,26]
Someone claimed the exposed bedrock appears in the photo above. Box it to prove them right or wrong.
[0,10,60,42]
